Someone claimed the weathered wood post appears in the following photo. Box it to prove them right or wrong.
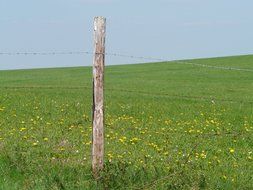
[92,16,106,177]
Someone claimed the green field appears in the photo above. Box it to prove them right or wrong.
[0,55,253,189]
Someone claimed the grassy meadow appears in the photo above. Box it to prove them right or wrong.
[0,55,253,189]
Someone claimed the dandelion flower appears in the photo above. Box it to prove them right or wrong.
[229,148,235,153]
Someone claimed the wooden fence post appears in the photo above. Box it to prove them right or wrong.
[92,16,106,177]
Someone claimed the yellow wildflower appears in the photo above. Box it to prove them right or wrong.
[229,148,235,153]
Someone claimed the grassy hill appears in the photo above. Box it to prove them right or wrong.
[0,55,253,189]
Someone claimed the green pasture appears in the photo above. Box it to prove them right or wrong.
[0,55,253,189]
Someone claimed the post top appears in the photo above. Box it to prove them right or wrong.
[94,16,106,20]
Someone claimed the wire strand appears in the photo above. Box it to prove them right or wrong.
[1,85,252,104]
[0,51,253,72]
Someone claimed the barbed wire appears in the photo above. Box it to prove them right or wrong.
[0,50,253,72]
[0,51,90,56]
[0,51,164,61]
[175,60,253,72]
[1,85,253,104]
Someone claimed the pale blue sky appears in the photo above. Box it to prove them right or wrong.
[0,0,253,70]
